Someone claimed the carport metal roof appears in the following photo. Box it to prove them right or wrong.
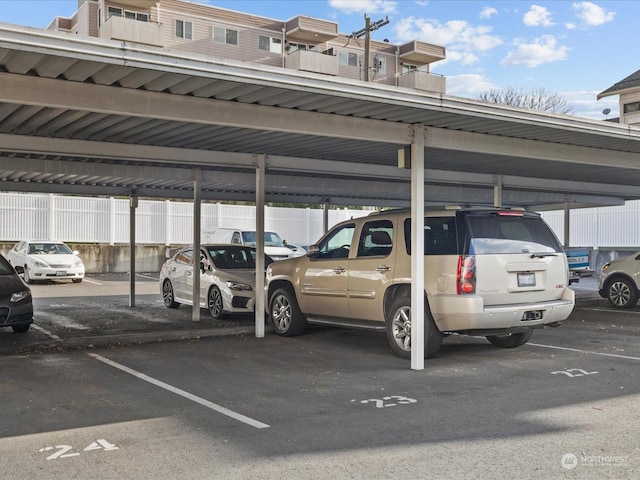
[2,23,640,209]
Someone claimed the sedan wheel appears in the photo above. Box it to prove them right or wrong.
[162,280,180,308]
[23,265,33,284]
[12,323,30,333]
[208,286,227,319]
[607,278,638,308]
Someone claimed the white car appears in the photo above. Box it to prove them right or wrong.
[7,241,85,284]
[160,244,273,319]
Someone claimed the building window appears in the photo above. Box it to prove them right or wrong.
[107,6,122,18]
[124,11,149,22]
[176,20,193,40]
[338,51,358,67]
[402,63,419,74]
[624,101,640,113]
[259,35,282,54]
[213,26,238,45]
[288,42,306,53]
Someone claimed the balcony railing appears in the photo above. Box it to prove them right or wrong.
[398,70,446,94]
[102,15,163,47]
[285,49,338,76]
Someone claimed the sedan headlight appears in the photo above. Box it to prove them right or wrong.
[73,258,84,267]
[601,263,610,272]
[11,290,30,303]
[32,259,48,268]
[226,281,252,291]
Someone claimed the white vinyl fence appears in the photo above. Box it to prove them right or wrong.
[2,192,640,248]
[0,192,369,245]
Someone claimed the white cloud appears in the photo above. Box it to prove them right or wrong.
[329,0,397,14]
[523,5,554,27]
[416,1,429,6]
[446,74,497,97]
[480,7,498,19]
[501,35,569,68]
[565,22,577,30]
[394,17,502,66]
[572,1,615,26]
[562,90,618,120]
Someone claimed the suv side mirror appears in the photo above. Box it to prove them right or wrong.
[307,244,320,258]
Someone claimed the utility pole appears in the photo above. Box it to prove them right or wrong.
[349,14,389,82]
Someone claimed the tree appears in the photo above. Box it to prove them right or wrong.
[476,86,574,115]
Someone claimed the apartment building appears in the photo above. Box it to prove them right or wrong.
[598,69,640,126]
[47,0,446,94]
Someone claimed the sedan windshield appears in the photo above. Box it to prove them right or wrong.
[28,243,73,255]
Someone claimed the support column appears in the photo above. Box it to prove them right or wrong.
[129,190,138,308]
[255,155,266,338]
[192,169,202,323]
[322,197,329,234]
[563,198,570,247]
[410,124,425,371]
[493,175,503,208]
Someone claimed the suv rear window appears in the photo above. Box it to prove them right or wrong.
[465,212,562,254]
[404,217,458,255]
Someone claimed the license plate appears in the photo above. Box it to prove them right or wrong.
[518,272,535,287]
[56,270,67,276]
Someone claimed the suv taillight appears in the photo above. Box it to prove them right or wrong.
[457,255,476,294]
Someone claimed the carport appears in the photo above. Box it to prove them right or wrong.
[2,23,640,370]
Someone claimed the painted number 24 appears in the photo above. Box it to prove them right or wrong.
[39,439,118,461]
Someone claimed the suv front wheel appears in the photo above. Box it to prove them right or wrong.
[270,287,307,336]
[385,296,443,359]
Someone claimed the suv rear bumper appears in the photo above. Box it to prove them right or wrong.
[430,289,575,332]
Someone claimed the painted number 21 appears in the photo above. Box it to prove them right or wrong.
[39,439,118,461]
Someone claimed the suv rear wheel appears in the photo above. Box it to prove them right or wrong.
[385,296,443,359]
[486,329,533,348]
[270,287,307,336]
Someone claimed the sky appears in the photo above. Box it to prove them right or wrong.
[0,0,634,120]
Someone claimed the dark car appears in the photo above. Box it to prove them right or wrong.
[0,253,33,333]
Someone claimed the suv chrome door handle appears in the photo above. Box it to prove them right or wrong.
[333,266,346,274]
[376,265,391,272]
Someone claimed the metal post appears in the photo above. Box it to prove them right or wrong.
[192,169,202,322]
[255,155,266,337]
[129,190,138,308]
[564,198,570,247]
[411,124,425,370]
[493,174,503,208]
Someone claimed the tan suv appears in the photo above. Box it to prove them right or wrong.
[266,207,575,359]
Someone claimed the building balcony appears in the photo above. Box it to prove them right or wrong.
[285,16,339,43]
[398,40,446,65]
[398,70,446,94]
[102,15,163,47]
[285,49,338,76]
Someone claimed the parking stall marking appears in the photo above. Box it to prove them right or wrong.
[30,324,63,342]
[82,277,104,285]
[88,353,270,429]
[529,343,640,362]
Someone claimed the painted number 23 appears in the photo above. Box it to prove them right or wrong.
[357,395,417,408]
[39,439,118,461]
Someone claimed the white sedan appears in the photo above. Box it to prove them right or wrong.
[7,241,85,284]
[160,244,273,319]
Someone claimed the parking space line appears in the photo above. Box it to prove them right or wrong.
[87,353,270,429]
[82,278,104,285]
[31,324,63,342]
[136,274,159,281]
[579,306,640,315]
[529,343,640,361]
